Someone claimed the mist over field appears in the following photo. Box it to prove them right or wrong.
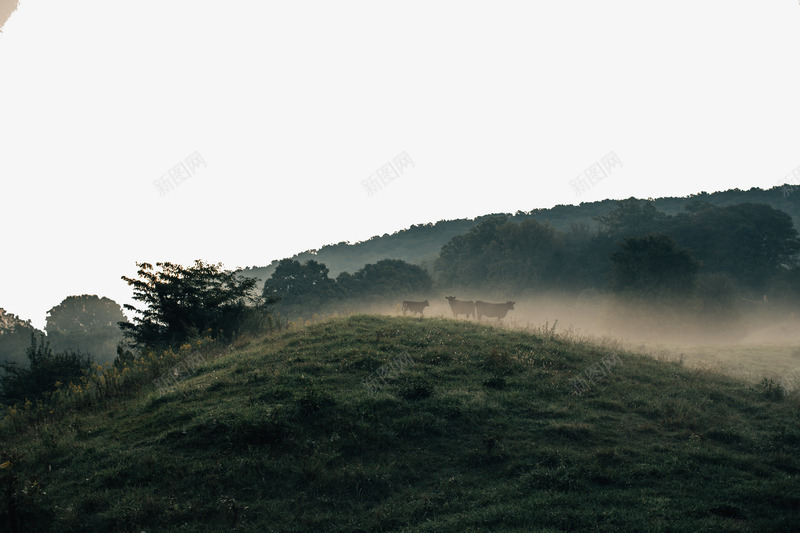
[331,289,800,387]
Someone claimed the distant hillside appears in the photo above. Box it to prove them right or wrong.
[3,315,798,530]
[240,184,800,284]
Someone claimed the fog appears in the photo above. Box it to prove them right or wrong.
[326,291,800,386]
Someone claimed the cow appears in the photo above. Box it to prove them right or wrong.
[475,300,515,321]
[445,296,475,319]
[402,300,429,316]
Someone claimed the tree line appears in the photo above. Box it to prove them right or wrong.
[4,198,800,406]
[435,199,800,300]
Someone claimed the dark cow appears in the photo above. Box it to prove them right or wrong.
[402,300,429,316]
[445,296,475,319]
[475,300,515,321]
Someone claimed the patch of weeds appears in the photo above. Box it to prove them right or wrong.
[296,388,335,417]
[482,347,513,374]
[345,356,382,372]
[230,407,290,447]
[392,412,445,438]
[760,378,785,401]
[708,503,746,520]
[482,376,506,390]
[397,376,434,401]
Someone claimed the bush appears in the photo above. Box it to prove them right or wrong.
[0,334,93,405]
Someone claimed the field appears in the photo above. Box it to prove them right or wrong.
[2,314,800,532]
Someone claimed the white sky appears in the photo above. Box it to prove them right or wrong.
[1,1,799,330]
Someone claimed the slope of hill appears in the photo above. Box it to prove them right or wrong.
[3,315,799,531]
[240,184,800,283]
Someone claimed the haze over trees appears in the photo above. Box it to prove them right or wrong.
[0,308,42,366]
[239,184,800,284]
[435,200,800,299]
[0,334,93,405]
[249,195,800,334]
[45,295,126,364]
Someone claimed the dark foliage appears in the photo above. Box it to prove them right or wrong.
[0,333,93,404]
[262,259,341,317]
[609,234,700,296]
[120,260,273,351]
[264,258,433,318]
[342,259,433,301]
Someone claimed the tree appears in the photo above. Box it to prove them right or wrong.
[45,295,126,364]
[0,333,93,405]
[669,203,800,289]
[344,259,433,301]
[120,261,272,350]
[434,217,580,291]
[262,259,340,317]
[434,216,508,286]
[609,234,699,296]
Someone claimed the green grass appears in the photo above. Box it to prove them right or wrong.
[2,314,800,532]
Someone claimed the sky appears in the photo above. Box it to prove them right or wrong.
[1,1,799,330]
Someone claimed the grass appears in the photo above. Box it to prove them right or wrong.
[2,314,800,532]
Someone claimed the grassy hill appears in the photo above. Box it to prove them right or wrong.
[3,315,800,532]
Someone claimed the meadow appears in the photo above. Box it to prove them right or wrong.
[2,314,799,531]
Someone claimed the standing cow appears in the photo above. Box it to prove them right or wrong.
[402,300,429,316]
[475,301,515,321]
[445,296,475,319]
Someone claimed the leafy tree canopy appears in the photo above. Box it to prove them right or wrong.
[345,259,433,300]
[262,259,340,317]
[120,260,271,350]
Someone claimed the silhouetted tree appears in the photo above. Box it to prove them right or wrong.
[344,259,433,301]
[262,259,340,317]
[120,261,271,350]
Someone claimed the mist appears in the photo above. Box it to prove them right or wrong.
[322,289,800,386]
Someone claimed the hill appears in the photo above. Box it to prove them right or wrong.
[3,315,799,531]
[239,184,800,283]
